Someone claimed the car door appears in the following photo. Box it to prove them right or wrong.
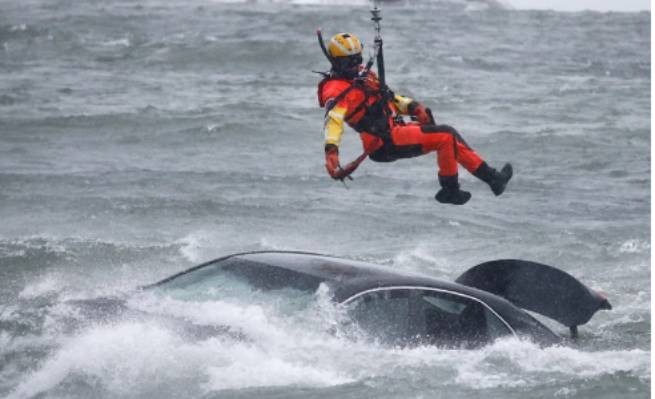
[345,287,514,348]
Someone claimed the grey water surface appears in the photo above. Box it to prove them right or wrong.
[0,0,650,398]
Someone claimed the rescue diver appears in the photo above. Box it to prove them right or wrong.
[317,32,513,205]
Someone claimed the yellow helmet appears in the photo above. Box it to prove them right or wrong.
[327,33,363,58]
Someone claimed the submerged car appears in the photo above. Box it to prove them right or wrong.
[142,251,611,348]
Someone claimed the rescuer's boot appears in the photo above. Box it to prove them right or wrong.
[473,162,513,196]
[435,174,471,205]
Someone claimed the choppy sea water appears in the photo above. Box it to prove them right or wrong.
[0,0,650,398]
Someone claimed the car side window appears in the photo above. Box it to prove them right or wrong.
[348,289,415,346]
[419,290,511,348]
[348,289,512,348]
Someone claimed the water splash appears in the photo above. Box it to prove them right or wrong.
[618,239,650,254]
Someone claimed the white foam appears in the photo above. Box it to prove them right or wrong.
[8,323,205,399]
[101,38,131,47]
[206,123,219,132]
[129,294,290,345]
[176,230,248,263]
[258,236,286,250]
[176,232,206,263]
[18,274,61,299]
[257,236,328,254]
[596,289,650,329]
[9,24,27,32]
[619,239,650,254]
[464,0,509,12]
[175,230,233,263]
[554,387,578,397]
[142,292,650,387]
[453,338,651,388]
[8,303,354,399]
[204,345,352,391]
[5,235,69,255]
[392,244,450,275]
[7,296,651,399]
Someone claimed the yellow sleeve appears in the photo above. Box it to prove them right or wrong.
[393,94,414,115]
[323,105,347,147]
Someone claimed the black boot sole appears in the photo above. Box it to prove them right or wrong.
[435,189,472,205]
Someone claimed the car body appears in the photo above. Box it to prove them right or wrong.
[144,251,611,348]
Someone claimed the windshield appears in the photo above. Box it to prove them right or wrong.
[150,256,322,314]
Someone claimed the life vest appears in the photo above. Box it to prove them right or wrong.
[317,73,394,140]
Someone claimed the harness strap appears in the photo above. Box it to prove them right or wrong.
[321,76,391,138]
[344,89,371,122]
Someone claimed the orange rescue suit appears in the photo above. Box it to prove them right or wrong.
[318,72,483,177]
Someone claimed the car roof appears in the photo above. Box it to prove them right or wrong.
[227,251,515,306]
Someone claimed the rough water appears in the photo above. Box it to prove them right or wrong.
[0,0,650,398]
